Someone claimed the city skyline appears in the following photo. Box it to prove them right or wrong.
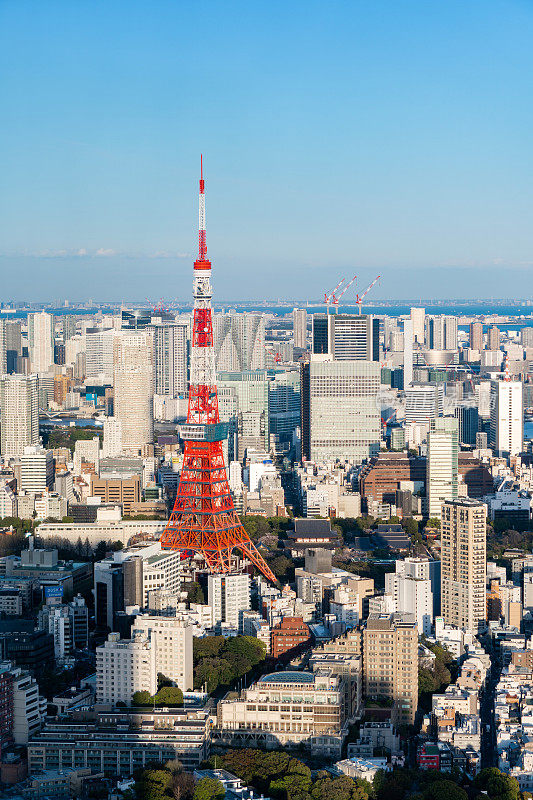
[2,1,533,300]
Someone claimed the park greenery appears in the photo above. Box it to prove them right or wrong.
[44,426,103,452]
[132,686,184,707]
[209,749,372,800]
[193,635,266,693]
[418,639,454,708]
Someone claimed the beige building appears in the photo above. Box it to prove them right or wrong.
[217,670,345,757]
[132,614,193,693]
[441,498,487,633]
[363,613,418,727]
[0,374,39,458]
[114,330,154,456]
[308,651,362,722]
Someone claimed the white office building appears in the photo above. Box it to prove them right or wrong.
[292,308,307,349]
[132,615,193,692]
[405,384,444,424]
[384,558,433,636]
[208,572,251,632]
[303,359,380,465]
[96,631,157,705]
[490,379,523,457]
[214,312,265,372]
[28,312,54,373]
[153,322,188,397]
[103,417,123,458]
[427,417,458,520]
[0,374,39,458]
[85,327,115,384]
[19,446,54,494]
[410,307,425,345]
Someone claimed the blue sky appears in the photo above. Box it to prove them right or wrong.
[1,0,533,302]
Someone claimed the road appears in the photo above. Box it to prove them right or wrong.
[480,644,501,769]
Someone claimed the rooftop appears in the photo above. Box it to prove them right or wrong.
[258,671,315,684]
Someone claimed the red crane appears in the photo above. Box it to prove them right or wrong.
[332,275,357,313]
[324,278,345,313]
[355,276,381,315]
[160,158,276,583]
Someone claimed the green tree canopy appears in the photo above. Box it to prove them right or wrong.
[193,777,225,800]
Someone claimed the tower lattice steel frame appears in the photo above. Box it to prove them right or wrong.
[160,159,277,583]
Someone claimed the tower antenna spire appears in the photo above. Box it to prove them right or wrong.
[160,159,276,583]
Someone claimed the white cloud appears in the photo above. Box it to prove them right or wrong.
[95,248,118,257]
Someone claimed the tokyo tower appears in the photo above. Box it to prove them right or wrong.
[160,158,277,584]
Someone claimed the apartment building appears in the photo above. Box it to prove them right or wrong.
[363,613,418,727]
[132,614,193,692]
[441,498,487,633]
[95,631,157,705]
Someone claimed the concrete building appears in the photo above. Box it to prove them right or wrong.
[28,706,211,774]
[217,670,344,756]
[96,631,157,705]
[114,330,154,456]
[490,378,523,457]
[301,359,380,464]
[292,308,307,349]
[363,613,418,727]
[0,374,39,458]
[153,321,188,397]
[11,665,44,744]
[208,572,251,633]
[270,616,311,658]
[28,312,54,373]
[488,325,500,350]
[427,416,459,520]
[385,558,433,636]
[403,318,413,388]
[441,498,487,633]
[85,327,115,384]
[425,315,458,351]
[19,445,54,493]
[90,474,141,515]
[405,384,444,424]
[410,308,425,345]
[470,322,483,351]
[214,312,265,372]
[102,417,123,458]
[312,314,379,361]
[132,614,193,692]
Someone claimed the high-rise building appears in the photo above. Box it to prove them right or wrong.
[153,322,188,397]
[384,558,433,635]
[469,322,483,351]
[132,615,193,692]
[19,445,54,494]
[0,374,39,458]
[28,312,54,373]
[404,384,444,424]
[427,417,458,520]
[488,325,500,351]
[217,371,270,459]
[292,308,308,349]
[301,359,380,464]
[403,318,413,388]
[441,498,487,633]
[521,328,533,348]
[363,613,418,726]
[214,312,265,372]
[102,417,123,458]
[455,405,479,446]
[208,572,251,632]
[96,631,157,705]
[424,315,458,351]
[85,328,115,385]
[490,378,523,457]
[268,368,300,443]
[410,307,425,344]
[114,330,154,456]
[0,320,6,376]
[312,314,379,360]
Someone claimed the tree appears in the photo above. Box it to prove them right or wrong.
[424,781,468,800]
[136,768,173,800]
[474,768,520,800]
[132,690,153,706]
[193,777,225,800]
[154,686,184,707]
[184,581,205,604]
[173,771,195,800]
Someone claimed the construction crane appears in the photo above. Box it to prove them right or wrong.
[381,410,397,432]
[324,278,345,314]
[354,276,381,315]
[332,275,357,313]
[264,344,282,363]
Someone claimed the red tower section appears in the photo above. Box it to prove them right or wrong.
[160,159,277,583]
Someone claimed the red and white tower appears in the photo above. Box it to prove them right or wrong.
[160,159,276,583]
